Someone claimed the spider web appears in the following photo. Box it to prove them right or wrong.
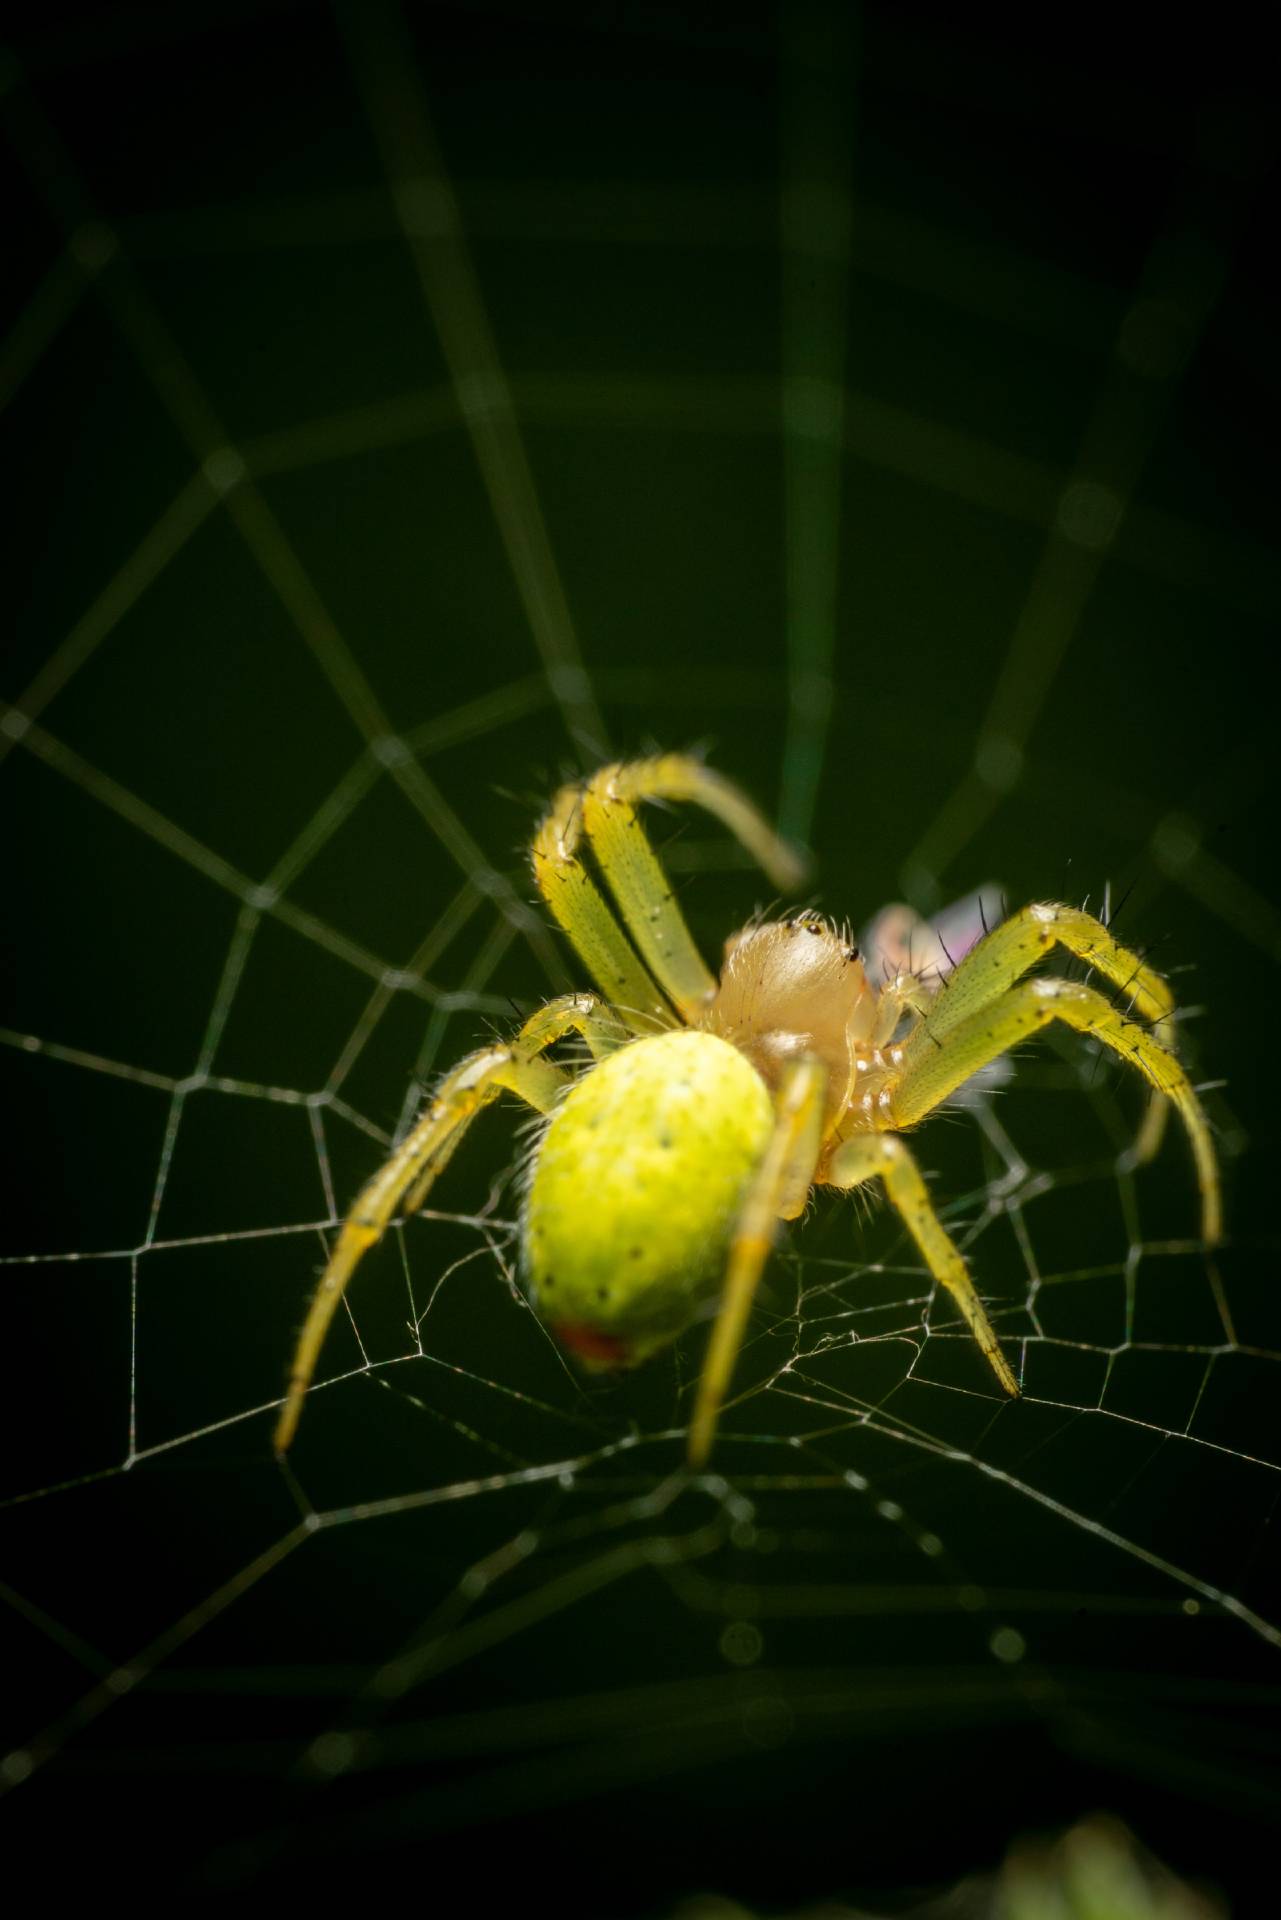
[2,1,1278,1904]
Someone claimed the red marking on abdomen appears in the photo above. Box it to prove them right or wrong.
[552,1322,630,1368]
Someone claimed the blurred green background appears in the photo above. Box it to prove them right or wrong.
[2,0,1277,1906]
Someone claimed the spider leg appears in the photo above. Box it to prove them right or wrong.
[688,1055,826,1466]
[918,901,1175,1041]
[533,783,673,1034]
[275,993,611,1452]
[399,993,625,1215]
[1127,1086,1171,1168]
[825,1132,1020,1396]
[888,976,1221,1243]
[913,901,1185,1180]
[868,969,936,1048]
[583,754,808,1023]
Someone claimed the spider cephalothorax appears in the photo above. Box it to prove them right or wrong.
[706,916,876,1120]
[275,754,1220,1463]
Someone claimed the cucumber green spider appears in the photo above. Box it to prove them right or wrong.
[275,753,1220,1463]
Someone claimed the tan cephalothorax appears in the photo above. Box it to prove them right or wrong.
[274,754,1221,1466]
[706,919,875,1127]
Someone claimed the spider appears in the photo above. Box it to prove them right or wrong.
[274,753,1221,1463]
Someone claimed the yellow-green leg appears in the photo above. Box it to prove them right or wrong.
[275,993,612,1452]
[532,784,673,1034]
[688,1055,826,1466]
[583,754,808,1023]
[920,902,1175,1042]
[400,993,624,1216]
[911,901,1184,1179]
[825,1132,1020,1397]
[890,976,1221,1243]
[1128,1089,1171,1168]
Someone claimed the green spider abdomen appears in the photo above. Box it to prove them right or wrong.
[524,1028,775,1369]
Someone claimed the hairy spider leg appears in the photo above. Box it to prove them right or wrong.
[912,900,1183,1175]
[825,1133,1020,1397]
[868,969,937,1048]
[582,754,809,1022]
[274,993,615,1452]
[688,1056,827,1465]
[889,977,1222,1244]
[533,785,673,1034]
[401,993,626,1218]
[919,902,1175,1040]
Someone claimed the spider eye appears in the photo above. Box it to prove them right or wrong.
[846,946,860,961]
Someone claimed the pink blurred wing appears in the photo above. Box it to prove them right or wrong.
[929,884,1004,973]
[861,885,1003,992]
[861,886,1011,1102]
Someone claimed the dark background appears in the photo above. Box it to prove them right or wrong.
[2,1,1278,1907]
